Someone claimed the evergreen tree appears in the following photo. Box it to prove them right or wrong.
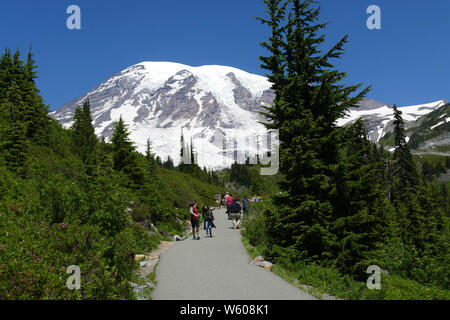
[111,116,145,187]
[156,156,162,167]
[179,130,189,172]
[258,0,369,264]
[190,137,196,166]
[21,48,50,143]
[111,116,134,172]
[0,121,28,174]
[330,120,389,275]
[391,105,419,200]
[163,156,174,169]
[0,49,49,143]
[71,100,97,171]
[145,138,157,178]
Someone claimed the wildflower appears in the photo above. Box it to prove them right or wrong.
[60,223,68,229]
[49,266,55,271]
[0,246,4,250]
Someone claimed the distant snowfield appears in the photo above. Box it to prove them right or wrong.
[131,61,271,107]
[336,100,446,143]
[430,117,450,130]
[337,100,446,127]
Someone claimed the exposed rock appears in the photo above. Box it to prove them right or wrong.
[134,254,146,262]
[250,256,272,270]
[173,234,185,241]
[255,261,273,270]
[140,259,158,268]
[131,282,154,295]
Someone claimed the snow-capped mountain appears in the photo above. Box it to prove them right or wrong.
[50,61,447,169]
[50,62,275,170]
[379,102,450,154]
[338,98,447,143]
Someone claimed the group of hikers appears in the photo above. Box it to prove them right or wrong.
[189,191,258,240]
[189,202,216,240]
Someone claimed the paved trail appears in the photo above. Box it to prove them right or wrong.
[152,208,316,300]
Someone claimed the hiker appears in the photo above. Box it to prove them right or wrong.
[202,205,216,237]
[216,192,221,208]
[190,201,200,240]
[242,195,249,217]
[222,192,227,207]
[226,193,234,220]
[229,198,242,229]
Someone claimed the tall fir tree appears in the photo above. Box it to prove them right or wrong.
[111,116,145,187]
[0,121,28,175]
[258,0,370,265]
[391,105,419,200]
[330,120,389,275]
[21,48,50,143]
[179,129,189,173]
[145,138,157,179]
[163,156,174,169]
[71,100,97,171]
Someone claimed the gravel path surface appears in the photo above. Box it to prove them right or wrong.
[152,208,316,300]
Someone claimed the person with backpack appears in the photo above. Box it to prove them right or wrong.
[202,205,215,237]
[242,195,249,217]
[229,198,242,229]
[226,193,234,220]
[215,192,221,208]
[222,192,227,208]
[190,201,200,240]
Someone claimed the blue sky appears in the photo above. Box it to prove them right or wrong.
[0,0,449,110]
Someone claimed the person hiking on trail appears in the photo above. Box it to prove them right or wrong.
[222,192,227,207]
[229,198,242,229]
[202,205,216,237]
[215,192,221,208]
[226,194,234,220]
[242,196,249,217]
[190,202,200,240]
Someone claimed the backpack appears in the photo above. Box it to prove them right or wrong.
[204,209,214,221]
[230,202,241,213]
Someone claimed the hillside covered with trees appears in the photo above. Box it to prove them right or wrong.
[241,0,449,299]
[0,49,223,299]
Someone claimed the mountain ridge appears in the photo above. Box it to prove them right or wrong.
[50,61,449,168]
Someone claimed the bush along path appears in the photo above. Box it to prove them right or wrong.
[151,208,316,300]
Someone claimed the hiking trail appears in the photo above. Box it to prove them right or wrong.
[151,208,316,300]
